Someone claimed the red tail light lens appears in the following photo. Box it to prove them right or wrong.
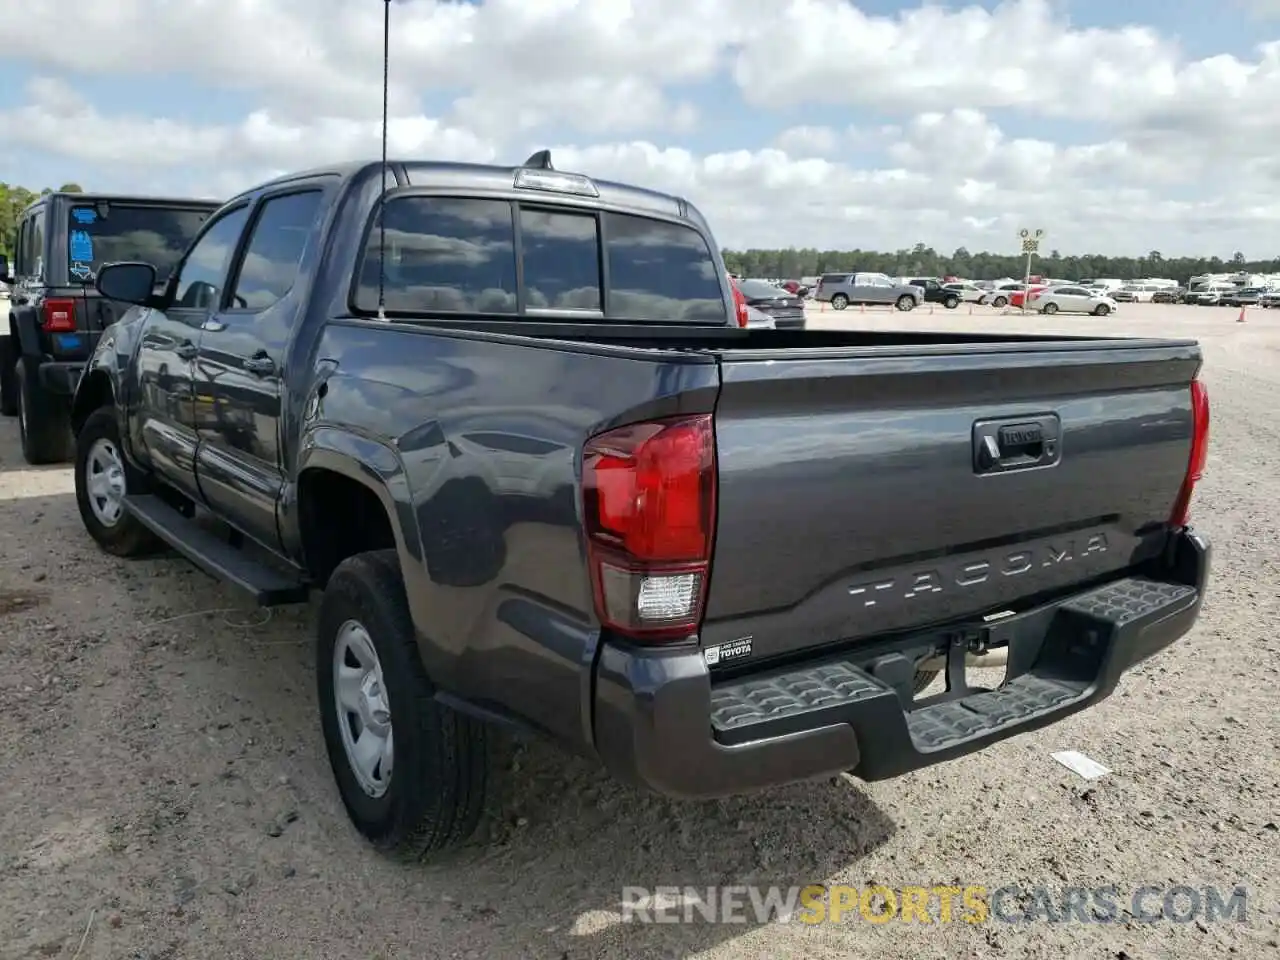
[42,298,77,332]
[730,281,749,327]
[1169,379,1209,527]
[582,414,717,641]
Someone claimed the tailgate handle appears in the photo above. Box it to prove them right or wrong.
[974,415,1060,474]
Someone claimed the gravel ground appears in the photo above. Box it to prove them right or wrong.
[0,302,1277,959]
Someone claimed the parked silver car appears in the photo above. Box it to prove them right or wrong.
[813,272,923,311]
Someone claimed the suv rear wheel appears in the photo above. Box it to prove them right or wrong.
[0,337,17,416]
[16,357,73,464]
[830,293,849,310]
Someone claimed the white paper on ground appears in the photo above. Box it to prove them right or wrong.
[1051,750,1112,780]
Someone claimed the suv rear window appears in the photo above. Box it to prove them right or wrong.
[354,196,727,323]
[67,203,212,283]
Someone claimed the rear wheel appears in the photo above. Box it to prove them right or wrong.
[1042,302,1059,315]
[896,295,915,312]
[944,295,959,309]
[1093,303,1111,317]
[74,407,161,557]
[318,549,491,859]
[16,358,73,464]
[830,294,849,310]
[992,296,1008,308]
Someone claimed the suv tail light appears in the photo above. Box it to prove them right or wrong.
[730,281,749,327]
[1169,379,1209,527]
[582,414,716,641]
[42,298,77,332]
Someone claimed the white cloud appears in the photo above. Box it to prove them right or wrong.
[2,0,1279,256]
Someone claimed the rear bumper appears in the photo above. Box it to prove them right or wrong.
[37,361,84,396]
[593,529,1209,799]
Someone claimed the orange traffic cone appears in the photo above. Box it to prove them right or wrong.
[1238,305,1247,323]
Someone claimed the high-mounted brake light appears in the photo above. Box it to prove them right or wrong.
[513,167,599,197]
[582,414,717,641]
[42,298,77,332]
[1169,378,1209,527]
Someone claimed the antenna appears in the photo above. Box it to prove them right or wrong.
[376,0,391,320]
[522,149,554,170]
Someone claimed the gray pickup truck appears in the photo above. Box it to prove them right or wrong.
[71,154,1211,859]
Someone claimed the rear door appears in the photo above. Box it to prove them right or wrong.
[699,339,1201,666]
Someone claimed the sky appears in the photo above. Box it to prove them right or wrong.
[2,0,1280,257]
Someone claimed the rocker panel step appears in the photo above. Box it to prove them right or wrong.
[123,494,310,606]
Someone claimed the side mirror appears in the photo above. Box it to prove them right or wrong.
[96,262,159,306]
[0,254,11,284]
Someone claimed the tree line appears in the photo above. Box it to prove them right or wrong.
[1,182,84,260]
[722,244,1280,284]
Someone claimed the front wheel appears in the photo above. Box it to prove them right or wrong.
[74,407,161,557]
[896,295,916,311]
[830,294,849,310]
[318,549,491,859]
[1042,302,1059,315]
[944,296,960,309]
[1093,304,1111,316]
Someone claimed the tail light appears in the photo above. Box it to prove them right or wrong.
[42,298,77,332]
[582,414,716,641]
[730,281,749,327]
[1169,379,1209,527]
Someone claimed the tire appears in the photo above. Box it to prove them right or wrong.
[16,357,74,464]
[1042,302,1059,315]
[0,337,17,416]
[74,407,161,557]
[896,295,915,312]
[318,549,490,859]
[830,294,849,310]
[1093,304,1111,317]
[992,296,1008,308]
[944,296,959,309]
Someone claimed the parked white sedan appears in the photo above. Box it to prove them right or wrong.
[1027,284,1118,316]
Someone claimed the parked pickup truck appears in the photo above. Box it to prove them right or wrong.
[72,154,1211,859]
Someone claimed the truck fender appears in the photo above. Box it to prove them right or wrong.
[70,328,129,438]
[290,428,424,570]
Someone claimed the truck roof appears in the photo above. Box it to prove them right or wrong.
[22,191,222,215]
[234,157,692,222]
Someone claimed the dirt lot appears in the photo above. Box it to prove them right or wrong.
[1,303,1277,959]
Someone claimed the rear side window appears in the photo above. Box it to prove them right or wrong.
[355,197,726,322]
[603,212,725,322]
[67,202,211,282]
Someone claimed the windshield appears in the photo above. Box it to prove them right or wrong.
[67,203,213,283]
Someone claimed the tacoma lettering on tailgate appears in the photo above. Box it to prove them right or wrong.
[848,533,1109,606]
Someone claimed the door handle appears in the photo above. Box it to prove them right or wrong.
[175,341,198,360]
[243,355,275,376]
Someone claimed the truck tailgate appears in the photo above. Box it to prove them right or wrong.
[699,339,1201,665]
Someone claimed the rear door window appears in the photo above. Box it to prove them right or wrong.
[67,202,212,283]
[522,209,601,312]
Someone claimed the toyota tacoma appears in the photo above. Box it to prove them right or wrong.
[70,154,1211,858]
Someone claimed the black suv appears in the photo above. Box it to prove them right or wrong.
[1,192,220,462]
[906,278,961,309]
